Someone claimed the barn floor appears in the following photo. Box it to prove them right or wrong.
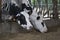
[0,19,60,40]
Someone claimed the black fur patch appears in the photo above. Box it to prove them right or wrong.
[21,3,27,11]
[16,14,27,25]
[21,3,32,15]
[9,3,20,16]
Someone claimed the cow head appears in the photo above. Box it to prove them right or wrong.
[30,8,42,21]
[16,10,33,30]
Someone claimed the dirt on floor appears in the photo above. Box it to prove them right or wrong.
[0,19,60,40]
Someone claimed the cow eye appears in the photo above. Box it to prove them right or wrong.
[37,16,40,20]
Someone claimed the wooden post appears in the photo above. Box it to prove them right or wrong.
[0,0,2,21]
[52,0,58,19]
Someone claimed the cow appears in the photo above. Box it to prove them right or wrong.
[8,0,33,30]
[8,3,21,20]
[30,8,48,33]
[1,0,33,31]
[22,0,33,15]
[9,0,32,20]
[16,9,33,30]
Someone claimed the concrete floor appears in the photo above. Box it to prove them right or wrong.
[0,19,60,40]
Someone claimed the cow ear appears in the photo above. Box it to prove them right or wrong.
[16,14,20,17]
[41,22,44,27]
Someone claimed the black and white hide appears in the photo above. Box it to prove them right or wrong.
[16,10,33,30]
[1,0,10,11]
[9,0,32,20]
[9,3,20,16]
[8,0,33,30]
[22,0,30,6]
[9,2,21,20]
[30,8,48,33]
[22,0,33,15]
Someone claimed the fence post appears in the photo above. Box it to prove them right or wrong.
[0,0,2,22]
[52,0,58,19]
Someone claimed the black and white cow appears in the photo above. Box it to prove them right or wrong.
[30,8,48,33]
[2,0,33,30]
[9,0,32,20]
[9,3,21,20]
[21,3,32,15]
[21,0,48,32]
[16,9,33,30]
[8,0,33,30]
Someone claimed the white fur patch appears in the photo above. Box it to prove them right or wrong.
[11,0,19,6]
[22,0,29,6]
[9,16,13,20]
[17,20,20,24]
[16,13,20,17]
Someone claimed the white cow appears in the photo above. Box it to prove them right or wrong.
[30,8,48,33]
